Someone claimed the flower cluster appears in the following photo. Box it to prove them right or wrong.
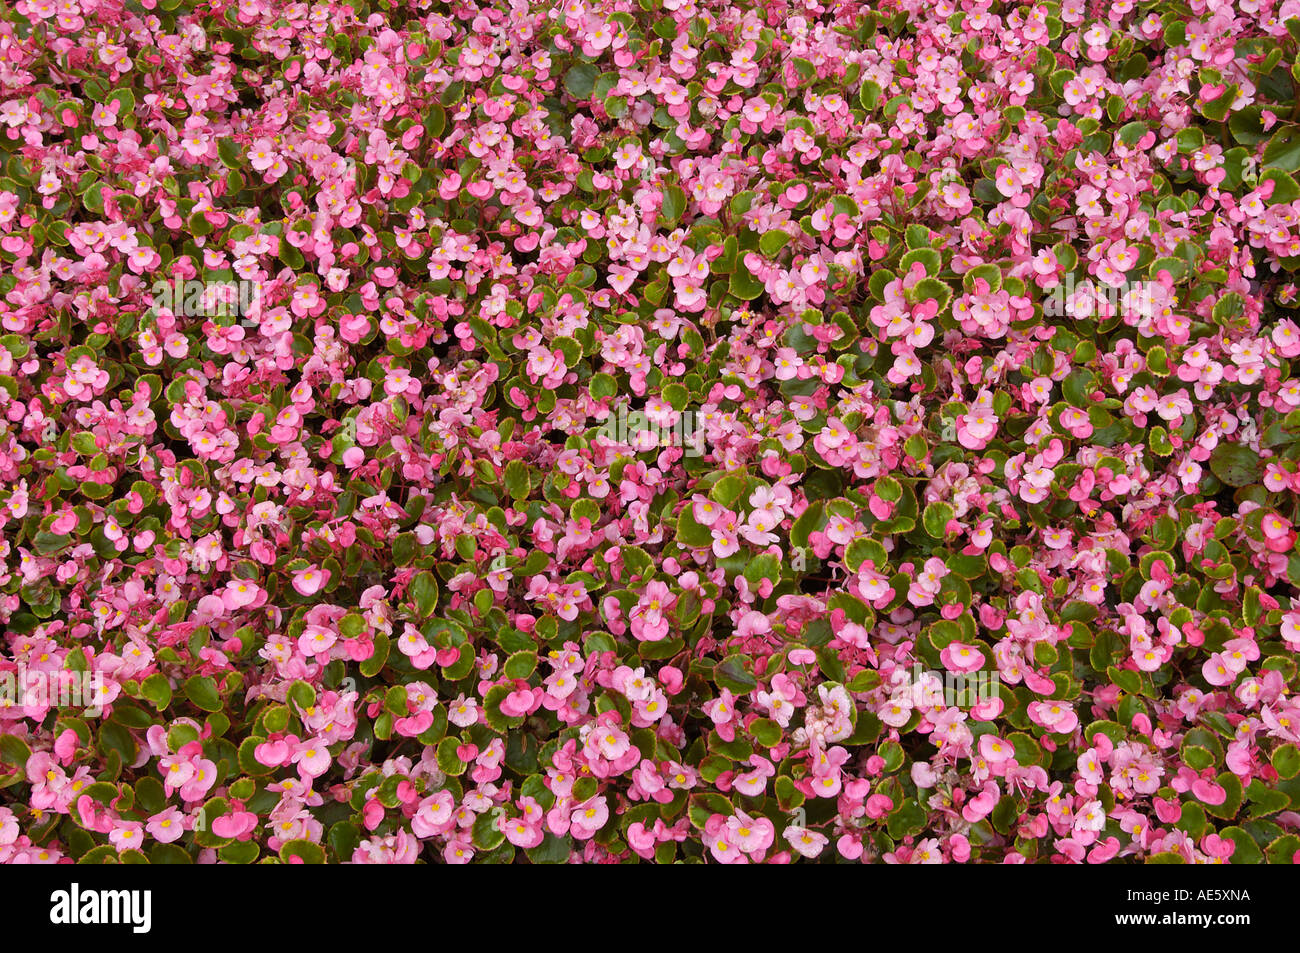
[1,0,1300,864]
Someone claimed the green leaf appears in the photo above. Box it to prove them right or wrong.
[360,631,389,678]
[859,80,883,110]
[525,833,572,864]
[1263,125,1300,173]
[279,839,326,864]
[759,230,791,256]
[1209,443,1262,487]
[709,474,747,507]
[922,500,954,538]
[886,799,927,839]
[1145,851,1187,864]
[592,71,618,101]
[911,277,952,311]
[504,459,530,500]
[287,680,316,710]
[1213,292,1244,323]
[1117,121,1148,146]
[1262,168,1300,204]
[1222,826,1264,864]
[729,267,763,300]
[83,182,106,214]
[1267,833,1300,864]
[1246,779,1290,818]
[150,843,193,864]
[338,612,365,638]
[713,655,757,694]
[472,809,506,850]
[217,138,241,168]
[676,508,714,547]
[503,650,537,679]
[1148,426,1173,457]
[639,636,683,661]
[1204,772,1244,820]
[816,646,845,683]
[749,718,782,747]
[33,532,71,556]
[660,184,686,226]
[437,736,467,775]
[1198,86,1236,122]
[219,841,260,864]
[1274,743,1300,780]
[901,248,942,277]
[410,571,439,618]
[743,553,780,587]
[1147,256,1186,282]
[1230,106,1268,146]
[328,821,361,861]
[182,676,221,713]
[141,673,172,710]
[563,64,598,99]
[0,734,32,771]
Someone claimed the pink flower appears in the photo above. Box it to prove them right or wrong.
[725,811,775,855]
[1202,653,1236,686]
[979,735,1013,763]
[146,807,187,844]
[630,581,676,642]
[1059,406,1093,438]
[500,688,539,717]
[1028,701,1079,734]
[737,610,772,639]
[956,410,997,449]
[783,825,828,858]
[1262,513,1296,553]
[292,738,332,778]
[962,781,1000,823]
[1191,776,1227,806]
[570,798,609,840]
[222,579,262,609]
[503,816,545,849]
[291,566,329,596]
[940,641,986,674]
[108,821,145,852]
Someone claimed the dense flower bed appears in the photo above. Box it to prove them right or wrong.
[2,0,1300,864]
